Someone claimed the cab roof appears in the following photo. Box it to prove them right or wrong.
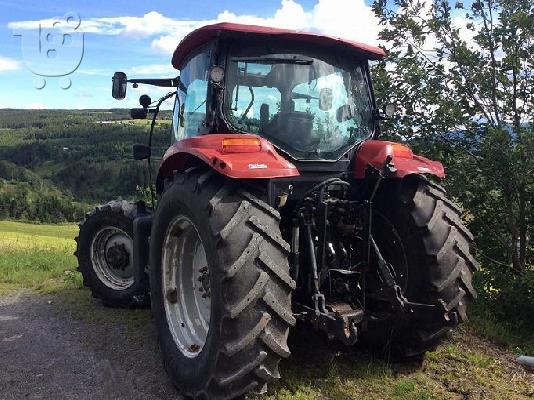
[171,22,385,70]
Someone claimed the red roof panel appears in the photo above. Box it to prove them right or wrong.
[171,22,385,69]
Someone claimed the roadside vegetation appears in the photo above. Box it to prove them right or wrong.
[372,0,533,349]
[0,220,81,294]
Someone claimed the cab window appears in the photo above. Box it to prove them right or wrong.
[173,47,211,141]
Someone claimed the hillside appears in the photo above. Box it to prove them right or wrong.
[0,109,172,222]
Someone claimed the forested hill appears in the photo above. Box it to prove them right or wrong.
[0,109,172,222]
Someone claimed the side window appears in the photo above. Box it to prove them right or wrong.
[174,48,210,141]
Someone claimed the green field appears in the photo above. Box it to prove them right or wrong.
[0,220,532,399]
[0,220,81,293]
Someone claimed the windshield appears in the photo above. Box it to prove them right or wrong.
[224,45,374,160]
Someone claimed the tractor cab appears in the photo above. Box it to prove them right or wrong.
[170,23,382,162]
[112,23,392,170]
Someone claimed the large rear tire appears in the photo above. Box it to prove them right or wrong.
[149,168,295,399]
[363,176,478,358]
[75,201,149,307]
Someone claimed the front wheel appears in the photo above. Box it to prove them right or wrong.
[149,168,295,399]
[75,201,149,307]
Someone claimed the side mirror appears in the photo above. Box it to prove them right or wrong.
[318,88,333,111]
[130,108,148,119]
[384,103,396,117]
[112,72,127,100]
[133,143,151,160]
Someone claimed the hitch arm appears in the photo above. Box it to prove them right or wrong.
[370,236,454,324]
[370,235,409,310]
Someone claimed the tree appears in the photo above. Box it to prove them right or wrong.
[372,0,533,273]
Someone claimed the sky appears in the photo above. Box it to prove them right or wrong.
[0,0,381,110]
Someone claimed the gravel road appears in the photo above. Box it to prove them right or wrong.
[0,291,181,400]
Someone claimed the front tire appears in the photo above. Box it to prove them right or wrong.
[150,168,295,399]
[75,201,149,307]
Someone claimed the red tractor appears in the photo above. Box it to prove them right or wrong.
[76,23,477,399]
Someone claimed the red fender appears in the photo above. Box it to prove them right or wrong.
[353,140,445,179]
[157,133,299,190]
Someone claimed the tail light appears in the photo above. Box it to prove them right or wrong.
[221,137,262,153]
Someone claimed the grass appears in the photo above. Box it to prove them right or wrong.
[469,302,534,355]
[0,220,532,399]
[0,220,82,294]
[258,326,533,400]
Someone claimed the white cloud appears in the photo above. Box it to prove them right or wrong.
[151,33,191,54]
[216,0,308,30]
[0,55,21,72]
[151,0,380,55]
[128,63,176,76]
[310,0,379,44]
[8,12,205,37]
[9,1,381,57]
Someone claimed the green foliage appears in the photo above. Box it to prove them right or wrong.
[0,109,171,222]
[372,0,533,328]
[469,300,534,355]
[477,269,534,331]
[0,160,89,222]
[136,184,156,206]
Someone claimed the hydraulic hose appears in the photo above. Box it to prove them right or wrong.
[147,91,176,209]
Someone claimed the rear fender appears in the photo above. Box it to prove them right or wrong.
[156,134,299,192]
[353,140,445,179]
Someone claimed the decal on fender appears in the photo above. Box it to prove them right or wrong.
[248,163,268,169]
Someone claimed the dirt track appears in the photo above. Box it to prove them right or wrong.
[0,291,180,400]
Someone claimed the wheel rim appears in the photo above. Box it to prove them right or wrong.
[374,212,409,292]
[90,227,135,290]
[162,215,211,359]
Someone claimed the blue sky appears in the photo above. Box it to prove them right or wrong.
[0,0,379,110]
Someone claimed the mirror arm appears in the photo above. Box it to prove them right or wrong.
[127,77,187,93]
[127,78,176,87]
